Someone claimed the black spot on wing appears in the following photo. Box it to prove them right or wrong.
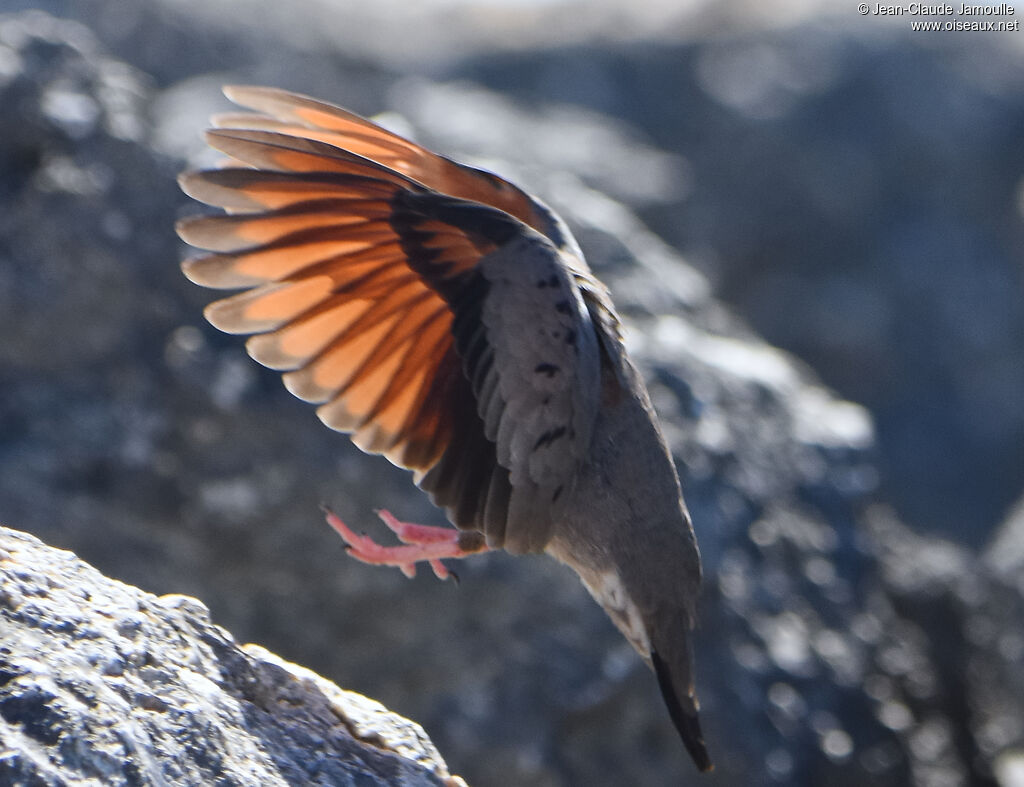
[533,425,567,450]
[534,363,559,377]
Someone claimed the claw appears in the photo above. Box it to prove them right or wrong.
[323,507,490,581]
[427,559,450,581]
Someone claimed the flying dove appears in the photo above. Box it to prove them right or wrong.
[176,86,712,772]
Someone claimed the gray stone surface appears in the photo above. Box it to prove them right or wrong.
[1,6,1022,786]
[0,526,464,786]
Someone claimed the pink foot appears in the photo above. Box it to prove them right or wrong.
[322,507,488,580]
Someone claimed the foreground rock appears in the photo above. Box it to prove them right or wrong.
[0,526,463,787]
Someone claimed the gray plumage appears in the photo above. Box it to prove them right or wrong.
[177,85,711,771]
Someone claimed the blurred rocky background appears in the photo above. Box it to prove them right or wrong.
[1,1,1021,785]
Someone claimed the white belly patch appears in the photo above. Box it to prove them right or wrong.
[583,570,650,654]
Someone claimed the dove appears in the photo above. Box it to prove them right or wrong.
[176,85,711,772]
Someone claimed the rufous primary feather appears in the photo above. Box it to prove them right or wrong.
[177,85,711,771]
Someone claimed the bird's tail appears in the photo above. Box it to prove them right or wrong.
[652,649,713,772]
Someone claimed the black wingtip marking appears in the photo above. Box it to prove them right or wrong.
[652,651,713,773]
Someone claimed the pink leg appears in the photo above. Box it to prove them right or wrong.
[322,507,488,580]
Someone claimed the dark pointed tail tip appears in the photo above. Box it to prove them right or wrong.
[676,708,714,773]
[652,651,714,773]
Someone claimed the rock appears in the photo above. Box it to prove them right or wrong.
[0,526,464,787]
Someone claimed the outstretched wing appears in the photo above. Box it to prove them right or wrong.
[214,85,575,252]
[177,87,605,553]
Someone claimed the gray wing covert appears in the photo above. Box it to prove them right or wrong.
[470,233,602,553]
